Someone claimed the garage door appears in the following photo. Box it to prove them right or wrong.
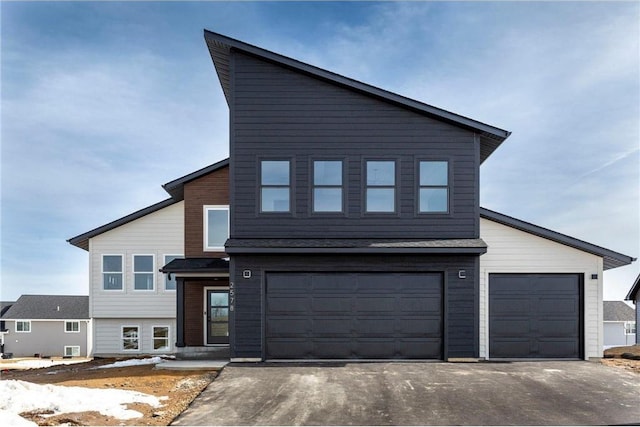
[489,273,582,358]
[266,272,443,359]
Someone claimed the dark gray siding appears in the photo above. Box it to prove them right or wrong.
[230,51,480,239]
[230,253,479,359]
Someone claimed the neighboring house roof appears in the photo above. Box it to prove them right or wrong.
[1,295,89,320]
[603,301,635,322]
[0,301,14,315]
[626,273,640,301]
[67,198,179,251]
[162,158,229,200]
[480,208,636,270]
[203,30,511,163]
[225,238,488,254]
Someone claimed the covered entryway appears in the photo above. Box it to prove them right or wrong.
[265,272,443,359]
[489,273,582,358]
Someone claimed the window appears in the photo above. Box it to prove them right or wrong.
[122,326,139,351]
[419,161,449,213]
[153,326,170,351]
[164,255,181,290]
[366,160,396,212]
[64,346,80,357]
[103,255,123,290]
[133,255,154,291]
[65,321,80,333]
[260,160,290,212]
[16,320,31,333]
[204,207,229,250]
[625,322,636,335]
[313,160,343,212]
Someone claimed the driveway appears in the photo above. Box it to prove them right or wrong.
[172,361,640,425]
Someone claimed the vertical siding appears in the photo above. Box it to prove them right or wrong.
[92,318,176,357]
[89,201,184,318]
[184,166,229,257]
[479,218,604,360]
[231,51,479,240]
[3,320,90,357]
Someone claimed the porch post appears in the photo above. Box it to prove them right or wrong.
[176,277,185,347]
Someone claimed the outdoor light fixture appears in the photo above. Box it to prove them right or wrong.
[458,270,467,279]
[243,270,252,279]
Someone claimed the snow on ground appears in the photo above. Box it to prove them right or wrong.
[0,358,91,371]
[0,379,165,423]
[93,355,168,369]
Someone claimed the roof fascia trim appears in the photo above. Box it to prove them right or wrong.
[225,247,487,255]
[480,207,636,270]
[625,274,640,301]
[162,158,229,199]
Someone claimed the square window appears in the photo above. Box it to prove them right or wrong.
[64,346,80,357]
[65,321,80,333]
[261,188,290,212]
[16,320,31,333]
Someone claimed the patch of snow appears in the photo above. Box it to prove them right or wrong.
[0,380,164,422]
[0,358,90,371]
[1,409,38,426]
[94,356,166,369]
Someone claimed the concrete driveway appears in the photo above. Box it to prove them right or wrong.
[172,361,640,425]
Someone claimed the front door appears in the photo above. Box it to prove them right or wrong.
[206,289,229,345]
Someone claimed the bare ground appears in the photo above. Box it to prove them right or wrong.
[601,344,640,374]
[0,357,218,426]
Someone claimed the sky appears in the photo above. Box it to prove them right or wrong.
[1,1,639,302]
[1,356,167,425]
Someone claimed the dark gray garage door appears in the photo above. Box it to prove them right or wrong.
[266,272,443,359]
[489,273,582,359]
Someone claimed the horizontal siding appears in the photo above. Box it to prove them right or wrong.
[231,51,479,240]
[89,202,184,318]
[479,218,603,359]
[92,318,176,357]
[3,320,90,357]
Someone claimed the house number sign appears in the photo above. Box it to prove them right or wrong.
[229,282,235,312]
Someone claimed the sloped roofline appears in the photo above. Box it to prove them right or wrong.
[162,157,229,199]
[480,207,636,270]
[626,273,640,301]
[1,295,89,320]
[203,30,511,163]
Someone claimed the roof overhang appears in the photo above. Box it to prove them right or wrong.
[162,158,229,200]
[204,30,511,163]
[626,274,640,301]
[160,257,230,277]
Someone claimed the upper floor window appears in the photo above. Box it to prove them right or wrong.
[164,255,181,290]
[133,255,154,291]
[204,207,229,251]
[103,255,123,290]
[419,161,449,213]
[313,160,343,212]
[366,160,396,212]
[261,160,290,212]
[16,320,31,333]
[65,321,80,333]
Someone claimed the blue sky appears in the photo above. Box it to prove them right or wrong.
[1,1,638,302]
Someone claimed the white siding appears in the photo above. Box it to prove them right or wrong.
[603,322,635,348]
[89,201,184,318]
[479,217,604,360]
[92,318,176,356]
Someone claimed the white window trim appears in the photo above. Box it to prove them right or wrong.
[121,325,140,352]
[64,320,80,333]
[151,325,171,352]
[163,254,182,292]
[102,254,124,292]
[132,254,155,292]
[624,321,636,335]
[203,205,230,252]
[64,345,81,357]
[15,320,31,333]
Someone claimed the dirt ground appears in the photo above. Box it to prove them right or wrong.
[2,347,639,426]
[1,357,218,426]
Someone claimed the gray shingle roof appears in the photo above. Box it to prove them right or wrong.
[0,295,89,320]
[603,301,635,322]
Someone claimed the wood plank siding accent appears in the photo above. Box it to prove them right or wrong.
[230,51,480,240]
[230,254,479,359]
[183,165,229,258]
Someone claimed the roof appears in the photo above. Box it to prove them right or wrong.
[162,158,229,200]
[67,198,179,251]
[603,301,635,322]
[203,30,511,163]
[626,273,640,301]
[480,208,636,270]
[160,257,229,273]
[1,295,89,320]
[225,238,487,254]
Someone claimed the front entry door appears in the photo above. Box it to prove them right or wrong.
[206,289,229,345]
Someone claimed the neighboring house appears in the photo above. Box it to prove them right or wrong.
[69,30,635,361]
[603,301,636,348]
[625,273,640,345]
[0,301,15,355]
[0,295,90,357]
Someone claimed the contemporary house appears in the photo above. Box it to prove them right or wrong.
[603,301,636,348]
[0,295,91,357]
[625,273,640,345]
[68,30,635,361]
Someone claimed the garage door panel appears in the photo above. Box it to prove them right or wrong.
[489,274,581,359]
[266,272,443,359]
